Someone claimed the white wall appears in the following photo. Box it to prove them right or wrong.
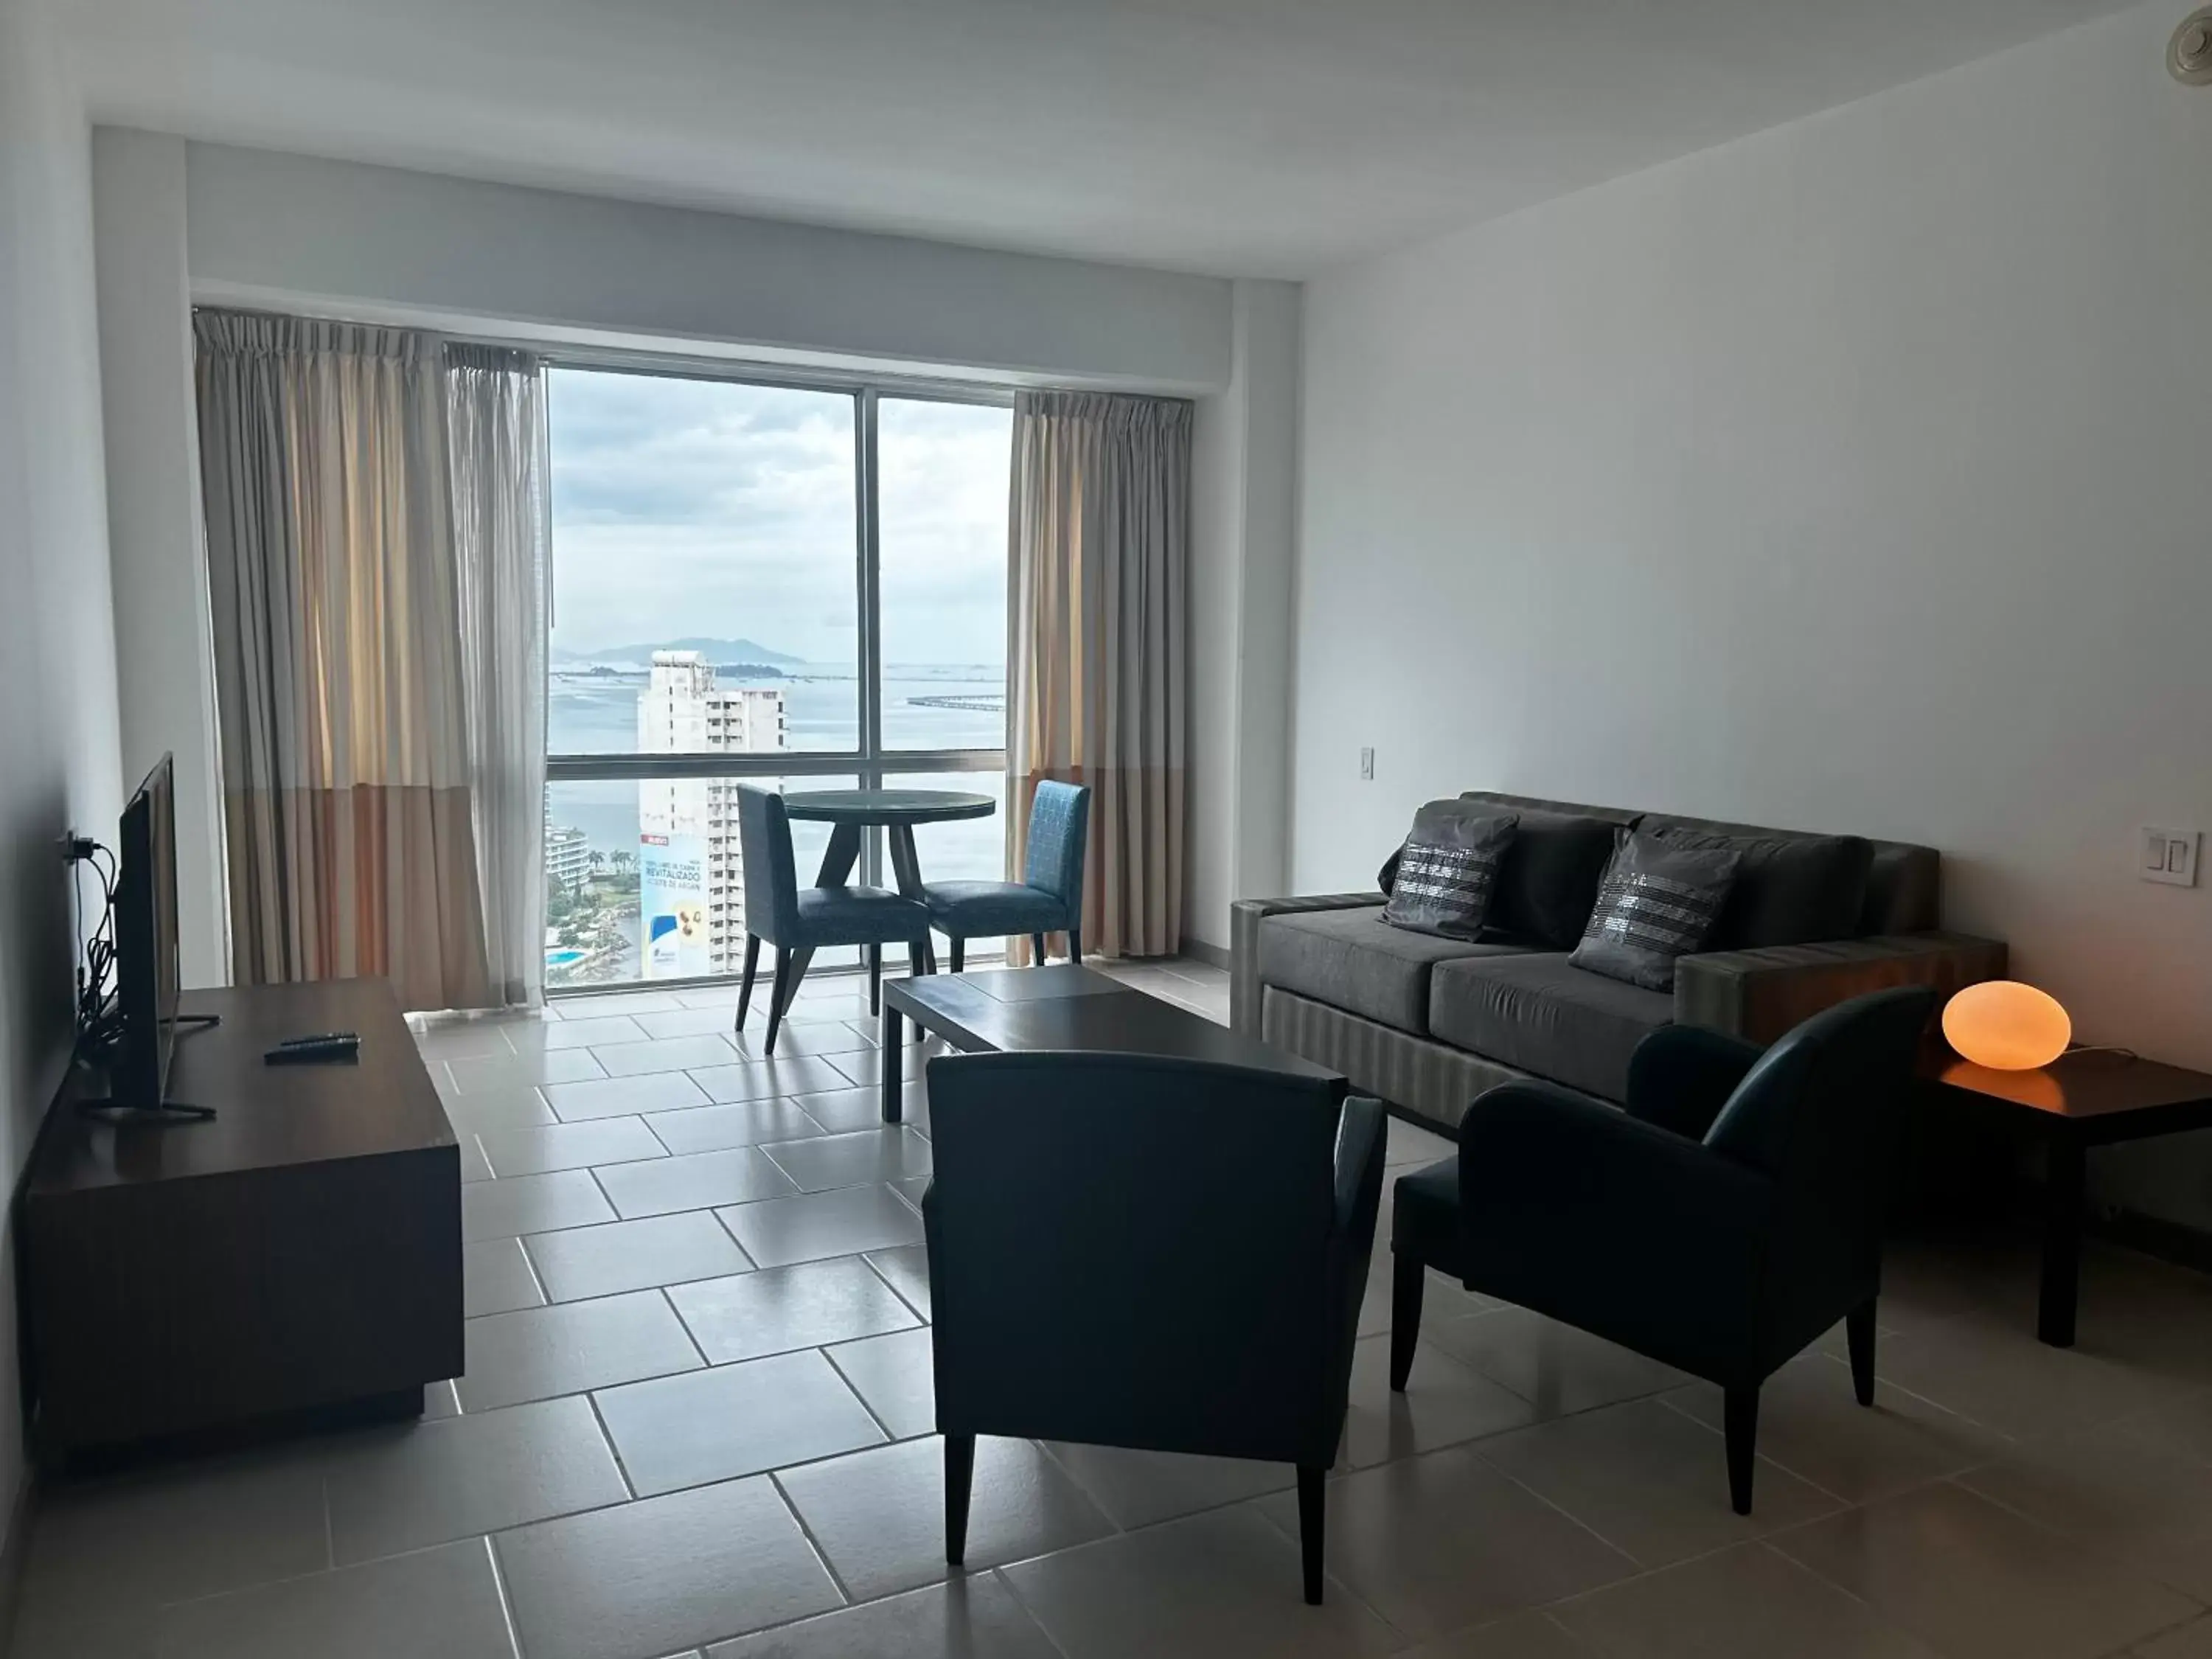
[183,142,1233,392]
[0,0,124,1574]
[1186,279,1301,951]
[94,130,226,988]
[1295,2,2212,1223]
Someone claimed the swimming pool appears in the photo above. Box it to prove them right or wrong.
[545,947,588,967]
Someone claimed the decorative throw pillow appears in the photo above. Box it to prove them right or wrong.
[1380,804,1518,939]
[1643,823,1873,949]
[1569,832,1742,991]
[1378,844,1403,895]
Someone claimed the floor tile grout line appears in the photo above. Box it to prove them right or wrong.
[481,1532,528,1659]
[984,1564,1081,1659]
[580,1388,640,1501]
[1646,1391,1855,1512]
[817,1340,900,1444]
[856,1248,929,1321]
[765,1467,859,1607]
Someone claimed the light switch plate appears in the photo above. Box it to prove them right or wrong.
[1358,747,1375,782]
[2141,826,2200,887]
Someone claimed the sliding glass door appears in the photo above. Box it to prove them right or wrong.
[542,364,1011,991]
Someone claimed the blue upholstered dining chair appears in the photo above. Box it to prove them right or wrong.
[921,780,1091,970]
[733,784,932,1054]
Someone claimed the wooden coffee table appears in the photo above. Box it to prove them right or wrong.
[878,965,1343,1124]
[1931,1050,2212,1347]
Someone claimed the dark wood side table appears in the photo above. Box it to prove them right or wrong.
[1928,1051,2212,1348]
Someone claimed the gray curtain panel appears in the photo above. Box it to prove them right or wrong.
[194,310,542,1012]
[448,344,551,1006]
[1007,390,1190,959]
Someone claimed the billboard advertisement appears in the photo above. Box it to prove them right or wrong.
[639,831,709,980]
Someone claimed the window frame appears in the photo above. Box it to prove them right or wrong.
[543,353,1013,994]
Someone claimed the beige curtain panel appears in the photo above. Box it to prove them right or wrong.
[1008,390,1191,959]
[195,310,524,1012]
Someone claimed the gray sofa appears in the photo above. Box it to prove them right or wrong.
[1231,790,2006,1138]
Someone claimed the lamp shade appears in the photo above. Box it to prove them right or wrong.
[1941,981,2070,1071]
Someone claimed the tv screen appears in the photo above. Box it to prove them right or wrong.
[114,754,181,1110]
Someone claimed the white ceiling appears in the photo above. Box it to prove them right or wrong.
[67,0,2135,276]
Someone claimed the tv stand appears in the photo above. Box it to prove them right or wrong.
[22,978,462,1461]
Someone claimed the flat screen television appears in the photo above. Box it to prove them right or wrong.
[112,754,182,1111]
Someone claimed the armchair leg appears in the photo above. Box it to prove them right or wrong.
[1388,1253,1425,1391]
[1031,931,1048,966]
[945,1433,975,1567]
[1296,1464,1326,1605]
[763,949,794,1057]
[949,936,965,974]
[734,935,762,1033]
[868,944,883,1015]
[1847,1299,1877,1407]
[1069,925,1082,965]
[1724,1385,1759,1516]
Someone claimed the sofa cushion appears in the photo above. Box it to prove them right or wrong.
[1428,953,1673,1102]
[1478,807,1622,949]
[1259,905,1533,1036]
[1643,820,1872,948]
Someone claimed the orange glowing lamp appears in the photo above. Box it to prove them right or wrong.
[1941,981,2071,1071]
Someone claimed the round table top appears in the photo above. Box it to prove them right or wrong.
[782,787,998,826]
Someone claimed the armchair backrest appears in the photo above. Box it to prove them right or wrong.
[923,1050,1365,1467]
[1020,780,1091,908]
[1704,986,1935,1333]
[733,783,800,945]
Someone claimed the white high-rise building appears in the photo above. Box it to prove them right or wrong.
[637,651,787,977]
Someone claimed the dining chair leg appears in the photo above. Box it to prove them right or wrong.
[734,935,762,1032]
[763,949,795,1056]
[909,937,929,981]
[948,936,964,974]
[1030,932,1048,966]
[1296,1464,1326,1605]
[944,1433,976,1567]
[1068,926,1082,965]
[867,944,882,1016]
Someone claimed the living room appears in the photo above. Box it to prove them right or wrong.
[1,0,2210,1655]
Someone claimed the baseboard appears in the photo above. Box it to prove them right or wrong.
[1178,937,1231,970]
[0,1464,35,1651]
[2093,1206,2212,1276]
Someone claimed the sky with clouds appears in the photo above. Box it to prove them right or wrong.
[547,367,1009,667]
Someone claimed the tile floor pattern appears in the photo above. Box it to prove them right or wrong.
[14,956,2212,1658]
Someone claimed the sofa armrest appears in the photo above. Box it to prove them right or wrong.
[1231,892,1385,1035]
[1674,931,2006,1046]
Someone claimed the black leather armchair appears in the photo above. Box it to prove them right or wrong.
[922,1051,1385,1604]
[1391,986,1935,1514]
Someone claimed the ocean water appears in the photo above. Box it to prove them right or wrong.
[546,662,1010,948]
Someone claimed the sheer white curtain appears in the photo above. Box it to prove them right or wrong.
[194,310,549,1011]
[448,344,550,1006]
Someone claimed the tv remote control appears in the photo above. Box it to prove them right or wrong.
[264,1035,361,1065]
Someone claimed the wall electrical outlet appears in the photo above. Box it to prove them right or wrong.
[1358,747,1375,782]
[2140,826,2200,887]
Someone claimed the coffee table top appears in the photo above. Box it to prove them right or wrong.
[783,788,996,827]
[884,965,1342,1082]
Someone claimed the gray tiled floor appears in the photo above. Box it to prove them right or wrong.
[18,956,2212,1659]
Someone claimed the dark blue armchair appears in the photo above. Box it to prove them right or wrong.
[922,1050,1385,1604]
[1390,986,1935,1515]
[922,779,1091,970]
[732,784,931,1054]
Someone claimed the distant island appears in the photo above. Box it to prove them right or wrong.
[552,635,804,668]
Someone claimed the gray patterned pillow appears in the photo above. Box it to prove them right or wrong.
[1380,804,1518,939]
[1569,832,1742,991]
